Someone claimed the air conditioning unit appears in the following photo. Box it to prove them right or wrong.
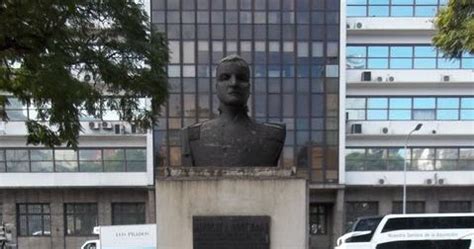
[376,76,384,82]
[89,121,100,130]
[355,22,363,29]
[425,179,433,185]
[388,76,395,82]
[381,127,389,134]
[438,178,446,185]
[361,71,372,82]
[102,121,113,130]
[351,124,362,134]
[378,178,385,185]
[346,23,351,29]
[441,75,450,82]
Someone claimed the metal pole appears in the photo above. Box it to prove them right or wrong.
[403,124,422,214]
[403,135,409,214]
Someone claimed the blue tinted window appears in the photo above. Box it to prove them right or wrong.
[369,0,389,3]
[389,110,411,120]
[413,110,435,120]
[438,98,459,109]
[368,98,388,108]
[416,0,437,4]
[347,58,367,69]
[414,58,436,69]
[437,110,458,120]
[347,46,367,57]
[461,110,474,120]
[368,46,389,57]
[391,47,412,58]
[390,59,412,69]
[392,6,413,16]
[392,0,414,4]
[347,6,367,16]
[414,46,437,57]
[414,98,435,109]
[390,98,411,109]
[462,58,474,69]
[438,58,460,69]
[415,6,437,16]
[461,98,474,108]
[368,110,387,120]
[348,0,367,4]
[368,59,388,69]
[369,6,389,16]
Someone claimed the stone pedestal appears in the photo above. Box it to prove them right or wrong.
[155,167,308,249]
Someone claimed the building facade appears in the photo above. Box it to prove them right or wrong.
[151,0,344,248]
[344,0,474,243]
[152,0,473,249]
[0,3,157,248]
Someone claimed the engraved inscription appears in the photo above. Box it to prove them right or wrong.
[193,216,270,249]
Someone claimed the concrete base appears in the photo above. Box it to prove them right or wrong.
[156,168,308,249]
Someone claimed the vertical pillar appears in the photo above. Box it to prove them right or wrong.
[332,189,345,248]
[147,188,156,224]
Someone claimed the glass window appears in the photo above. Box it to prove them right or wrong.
[414,58,436,69]
[368,46,388,57]
[414,46,437,57]
[390,47,412,58]
[438,98,460,109]
[346,148,366,171]
[391,6,413,17]
[367,58,388,69]
[346,98,366,109]
[390,98,411,109]
[415,6,437,16]
[6,149,29,172]
[413,98,435,109]
[439,201,472,213]
[55,150,78,172]
[79,149,102,172]
[368,98,388,108]
[310,204,329,235]
[389,110,411,120]
[112,203,146,225]
[392,201,425,214]
[438,58,461,69]
[17,203,51,236]
[30,150,53,172]
[126,149,146,172]
[65,203,98,236]
[103,149,126,172]
[347,6,366,17]
[368,6,389,16]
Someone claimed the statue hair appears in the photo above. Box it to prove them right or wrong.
[216,54,250,74]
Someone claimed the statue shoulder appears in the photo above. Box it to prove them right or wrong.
[182,122,204,141]
[260,122,286,142]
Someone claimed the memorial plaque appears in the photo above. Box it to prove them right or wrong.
[193,216,270,249]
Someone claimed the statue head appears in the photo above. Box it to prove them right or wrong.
[215,55,250,107]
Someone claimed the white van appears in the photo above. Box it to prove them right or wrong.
[336,213,474,249]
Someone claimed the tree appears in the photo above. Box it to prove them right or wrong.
[0,1,169,148]
[433,0,474,58]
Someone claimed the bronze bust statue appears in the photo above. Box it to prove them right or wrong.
[181,55,286,167]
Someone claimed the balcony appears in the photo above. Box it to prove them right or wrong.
[345,171,474,186]
[347,17,435,35]
[0,120,147,137]
[347,121,474,136]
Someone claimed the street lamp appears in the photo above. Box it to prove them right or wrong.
[403,123,423,214]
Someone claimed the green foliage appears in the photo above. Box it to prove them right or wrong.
[0,0,168,148]
[433,0,474,58]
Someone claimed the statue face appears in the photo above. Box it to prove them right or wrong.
[216,62,250,107]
